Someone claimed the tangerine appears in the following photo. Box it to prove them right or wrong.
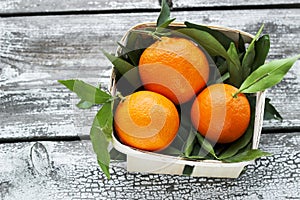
[190,84,251,144]
[139,37,209,104]
[114,90,179,151]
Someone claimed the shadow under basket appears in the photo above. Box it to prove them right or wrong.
[110,22,266,178]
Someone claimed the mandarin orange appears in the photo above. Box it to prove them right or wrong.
[191,84,251,143]
[139,37,209,104]
[114,90,179,151]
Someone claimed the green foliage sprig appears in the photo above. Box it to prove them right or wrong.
[58,0,299,179]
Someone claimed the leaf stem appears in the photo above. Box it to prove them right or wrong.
[130,29,162,41]
[233,73,269,97]
[232,91,240,98]
[116,91,126,102]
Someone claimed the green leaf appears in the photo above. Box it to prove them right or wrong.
[102,50,135,75]
[185,21,234,50]
[182,129,214,160]
[217,59,228,75]
[159,146,182,156]
[238,32,246,53]
[157,18,176,29]
[182,165,194,176]
[118,31,149,66]
[219,110,255,160]
[184,130,197,157]
[94,102,113,140]
[97,159,110,179]
[252,34,270,71]
[215,72,230,83]
[76,99,94,109]
[117,42,140,66]
[109,148,127,162]
[184,143,209,160]
[110,148,126,161]
[222,72,230,82]
[90,103,114,179]
[102,50,142,88]
[223,149,272,163]
[239,54,300,93]
[177,28,239,68]
[128,29,156,49]
[186,155,207,160]
[241,25,264,79]
[157,0,172,27]
[125,31,140,50]
[58,79,111,104]
[166,125,190,153]
[227,42,243,87]
[177,28,226,57]
[264,98,283,121]
[195,131,218,159]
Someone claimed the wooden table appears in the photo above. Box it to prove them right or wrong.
[1,1,300,199]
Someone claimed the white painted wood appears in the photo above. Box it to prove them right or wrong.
[1,9,299,140]
[0,2,299,199]
[0,132,299,199]
[0,0,299,14]
[173,0,300,9]
[0,0,160,14]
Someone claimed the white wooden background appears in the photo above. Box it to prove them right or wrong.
[0,0,300,199]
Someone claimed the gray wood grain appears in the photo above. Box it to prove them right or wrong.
[0,132,299,199]
[0,0,160,14]
[0,0,299,14]
[1,9,300,140]
[173,0,300,9]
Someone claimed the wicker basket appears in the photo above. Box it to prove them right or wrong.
[110,22,266,178]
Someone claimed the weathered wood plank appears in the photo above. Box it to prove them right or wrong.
[0,132,299,199]
[0,0,299,14]
[173,0,300,9]
[1,9,300,140]
[0,0,159,14]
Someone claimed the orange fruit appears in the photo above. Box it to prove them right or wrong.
[139,37,209,104]
[190,84,251,144]
[114,90,179,151]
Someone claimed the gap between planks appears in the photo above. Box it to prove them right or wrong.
[0,132,299,199]
[1,127,300,144]
[1,3,300,18]
[1,9,299,140]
